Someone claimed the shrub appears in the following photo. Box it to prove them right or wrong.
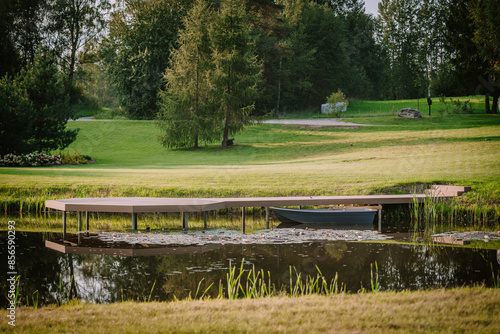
[324,90,349,117]
[437,97,475,115]
[0,150,91,167]
[59,150,88,165]
[0,153,62,167]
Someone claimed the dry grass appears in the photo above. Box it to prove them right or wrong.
[2,288,498,333]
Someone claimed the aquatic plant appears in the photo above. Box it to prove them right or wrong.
[216,259,344,300]
[371,262,380,293]
[147,280,156,302]
[491,263,500,289]
[194,278,214,300]
[57,275,75,306]
[32,290,39,309]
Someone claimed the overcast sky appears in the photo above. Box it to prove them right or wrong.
[364,0,381,16]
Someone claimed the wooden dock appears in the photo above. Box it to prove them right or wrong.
[45,185,470,234]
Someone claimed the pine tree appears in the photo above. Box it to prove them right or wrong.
[157,0,216,149]
[208,0,262,148]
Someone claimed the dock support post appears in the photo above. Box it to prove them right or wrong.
[62,211,67,239]
[77,211,82,232]
[378,205,382,232]
[204,212,208,229]
[132,213,137,230]
[265,207,270,229]
[242,208,246,234]
[182,212,188,230]
[85,211,89,232]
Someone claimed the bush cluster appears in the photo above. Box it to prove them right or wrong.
[0,153,62,167]
[59,150,89,165]
[437,97,475,115]
[325,90,349,117]
[0,151,92,167]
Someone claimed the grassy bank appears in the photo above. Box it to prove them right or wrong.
[2,288,499,333]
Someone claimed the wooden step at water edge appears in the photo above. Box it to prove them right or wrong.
[428,185,472,197]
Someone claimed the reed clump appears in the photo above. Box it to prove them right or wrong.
[410,194,500,239]
[189,259,348,301]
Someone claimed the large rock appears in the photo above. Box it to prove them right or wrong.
[397,108,422,119]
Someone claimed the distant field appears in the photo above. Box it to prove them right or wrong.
[347,95,487,117]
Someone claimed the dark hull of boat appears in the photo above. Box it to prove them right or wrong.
[271,207,377,229]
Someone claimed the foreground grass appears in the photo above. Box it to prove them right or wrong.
[2,288,498,333]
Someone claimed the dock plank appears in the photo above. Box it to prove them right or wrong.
[46,193,455,214]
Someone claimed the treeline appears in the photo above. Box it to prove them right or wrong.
[101,0,500,119]
[0,0,499,151]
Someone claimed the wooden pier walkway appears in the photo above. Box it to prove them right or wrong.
[45,185,470,234]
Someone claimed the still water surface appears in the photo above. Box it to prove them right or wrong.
[1,232,499,307]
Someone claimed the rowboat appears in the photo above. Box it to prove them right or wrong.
[270,207,377,229]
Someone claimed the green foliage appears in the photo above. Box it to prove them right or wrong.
[444,0,499,114]
[16,50,79,153]
[208,0,263,147]
[276,0,384,111]
[59,150,88,165]
[47,0,111,81]
[100,0,190,119]
[325,89,349,117]
[0,75,33,155]
[437,97,475,115]
[0,50,79,155]
[158,0,262,148]
[157,0,217,149]
[470,0,500,81]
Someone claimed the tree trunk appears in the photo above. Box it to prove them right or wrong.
[485,92,491,114]
[222,106,229,148]
[492,93,499,114]
[194,134,199,149]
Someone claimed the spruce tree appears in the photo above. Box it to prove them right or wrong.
[208,0,262,148]
[157,0,216,149]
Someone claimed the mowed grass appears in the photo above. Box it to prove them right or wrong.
[3,288,499,333]
[1,112,499,198]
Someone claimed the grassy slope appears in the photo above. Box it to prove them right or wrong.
[2,117,499,195]
[3,288,499,333]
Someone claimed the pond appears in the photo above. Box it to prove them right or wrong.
[1,231,499,308]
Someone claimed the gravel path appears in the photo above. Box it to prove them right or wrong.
[71,116,371,127]
[260,118,372,127]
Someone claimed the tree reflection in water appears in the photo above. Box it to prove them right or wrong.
[0,232,498,307]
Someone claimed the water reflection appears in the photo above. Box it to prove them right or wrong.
[0,232,498,307]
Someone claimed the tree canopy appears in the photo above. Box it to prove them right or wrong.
[157,0,262,149]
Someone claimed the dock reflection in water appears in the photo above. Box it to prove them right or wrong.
[0,232,498,308]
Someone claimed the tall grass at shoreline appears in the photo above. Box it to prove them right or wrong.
[409,193,500,237]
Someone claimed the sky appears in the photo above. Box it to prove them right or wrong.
[364,0,382,16]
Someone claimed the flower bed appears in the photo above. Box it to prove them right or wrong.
[0,151,93,167]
